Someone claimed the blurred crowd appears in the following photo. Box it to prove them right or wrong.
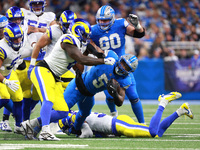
[1,0,200,61]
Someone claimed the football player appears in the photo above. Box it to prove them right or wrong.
[58,92,193,138]
[28,10,78,90]
[21,18,115,141]
[17,0,57,121]
[90,5,145,123]
[0,23,25,135]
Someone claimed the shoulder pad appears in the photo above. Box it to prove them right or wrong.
[0,47,7,60]
[61,34,77,46]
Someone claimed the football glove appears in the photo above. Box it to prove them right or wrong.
[3,78,19,92]
[128,14,142,30]
[104,57,115,65]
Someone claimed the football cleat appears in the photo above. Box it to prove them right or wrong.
[38,130,60,141]
[180,103,194,119]
[21,120,35,140]
[158,92,182,103]
[110,111,118,117]
[14,125,25,136]
[0,120,12,132]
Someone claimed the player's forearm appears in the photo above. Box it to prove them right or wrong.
[77,56,104,66]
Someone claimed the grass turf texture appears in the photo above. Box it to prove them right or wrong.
[0,102,200,150]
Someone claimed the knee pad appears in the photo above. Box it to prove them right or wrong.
[129,98,139,104]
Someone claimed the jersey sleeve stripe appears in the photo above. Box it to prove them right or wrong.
[46,27,52,40]
[0,47,7,60]
[62,35,76,45]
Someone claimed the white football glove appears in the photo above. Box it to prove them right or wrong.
[128,14,142,30]
[3,78,19,92]
[104,57,116,65]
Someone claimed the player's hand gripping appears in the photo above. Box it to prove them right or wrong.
[3,78,19,92]
[104,57,115,65]
[128,14,142,30]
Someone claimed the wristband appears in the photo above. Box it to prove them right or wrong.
[2,78,7,84]
[30,58,36,66]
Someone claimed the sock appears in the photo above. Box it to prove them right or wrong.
[4,99,13,113]
[106,99,117,113]
[176,108,185,117]
[157,112,179,137]
[0,99,10,108]
[3,108,10,121]
[30,100,39,110]
[23,98,32,121]
[159,99,168,108]
[49,110,68,123]
[41,125,50,132]
[73,111,87,130]
[13,101,23,127]
[40,100,53,126]
[131,100,145,123]
[149,105,165,137]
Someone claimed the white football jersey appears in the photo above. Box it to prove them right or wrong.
[21,8,56,28]
[0,39,23,76]
[44,34,83,77]
[45,24,63,57]
[20,8,56,59]
[85,112,112,134]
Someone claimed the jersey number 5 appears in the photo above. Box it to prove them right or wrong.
[99,33,121,50]
[92,73,108,88]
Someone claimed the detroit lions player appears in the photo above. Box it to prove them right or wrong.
[21,18,115,141]
[59,92,193,138]
[0,23,25,135]
[90,5,145,123]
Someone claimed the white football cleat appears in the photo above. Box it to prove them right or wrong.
[0,120,12,132]
[38,130,60,141]
[21,120,35,140]
[158,92,182,103]
[14,125,25,136]
[180,102,194,119]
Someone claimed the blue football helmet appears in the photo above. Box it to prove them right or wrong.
[0,15,8,29]
[6,6,24,25]
[69,18,91,45]
[60,10,77,34]
[115,54,138,76]
[96,5,115,31]
[29,0,46,16]
[4,23,24,51]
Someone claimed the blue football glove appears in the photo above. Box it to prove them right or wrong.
[28,65,34,80]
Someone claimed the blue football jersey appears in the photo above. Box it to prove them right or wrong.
[91,18,129,57]
[83,50,132,95]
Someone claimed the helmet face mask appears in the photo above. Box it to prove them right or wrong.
[6,6,24,25]
[96,5,115,31]
[69,18,91,46]
[4,23,24,51]
[60,10,77,34]
[29,0,46,16]
[115,54,138,76]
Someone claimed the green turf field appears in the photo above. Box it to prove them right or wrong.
[0,102,200,150]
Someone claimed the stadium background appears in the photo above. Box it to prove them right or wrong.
[1,0,200,100]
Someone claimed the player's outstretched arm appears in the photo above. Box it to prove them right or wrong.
[62,42,111,66]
